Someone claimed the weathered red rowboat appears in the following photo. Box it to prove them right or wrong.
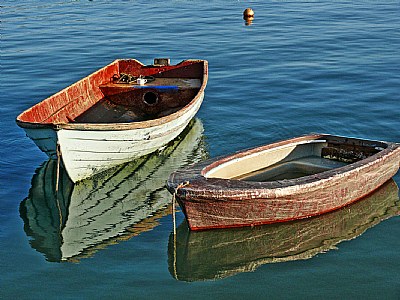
[167,134,400,230]
[169,179,399,281]
[16,58,208,182]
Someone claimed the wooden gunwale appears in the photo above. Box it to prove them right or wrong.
[167,134,400,230]
[16,59,208,131]
[168,134,400,201]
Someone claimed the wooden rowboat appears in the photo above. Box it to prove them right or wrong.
[168,179,400,281]
[16,58,208,182]
[167,134,400,230]
[20,119,206,262]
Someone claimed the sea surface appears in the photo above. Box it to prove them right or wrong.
[1,1,400,299]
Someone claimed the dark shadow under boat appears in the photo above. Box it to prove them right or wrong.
[20,118,207,262]
[168,179,400,281]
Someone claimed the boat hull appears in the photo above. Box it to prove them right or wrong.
[167,134,400,230]
[57,92,203,182]
[20,118,207,262]
[17,58,208,182]
[20,92,202,182]
[168,179,400,281]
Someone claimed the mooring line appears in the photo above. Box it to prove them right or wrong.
[55,143,61,193]
[172,181,190,279]
[55,142,63,232]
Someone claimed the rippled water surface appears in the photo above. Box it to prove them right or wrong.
[2,1,400,299]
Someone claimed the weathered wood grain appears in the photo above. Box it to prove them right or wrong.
[167,134,400,230]
[168,179,400,281]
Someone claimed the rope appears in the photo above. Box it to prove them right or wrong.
[55,193,63,233]
[112,73,155,84]
[55,143,61,192]
[172,181,190,279]
[172,181,190,234]
[55,143,63,232]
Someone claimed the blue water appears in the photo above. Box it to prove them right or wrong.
[2,1,400,299]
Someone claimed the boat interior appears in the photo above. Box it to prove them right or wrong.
[205,137,385,182]
[17,59,205,125]
[75,77,202,123]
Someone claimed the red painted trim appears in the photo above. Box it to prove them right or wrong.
[16,59,208,131]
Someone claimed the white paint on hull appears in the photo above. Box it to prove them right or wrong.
[57,92,204,182]
[22,119,206,261]
[61,120,205,259]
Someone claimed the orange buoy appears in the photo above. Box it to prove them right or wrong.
[243,8,254,25]
[243,8,254,18]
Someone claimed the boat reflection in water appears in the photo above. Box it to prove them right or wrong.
[20,119,207,262]
[168,179,400,281]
